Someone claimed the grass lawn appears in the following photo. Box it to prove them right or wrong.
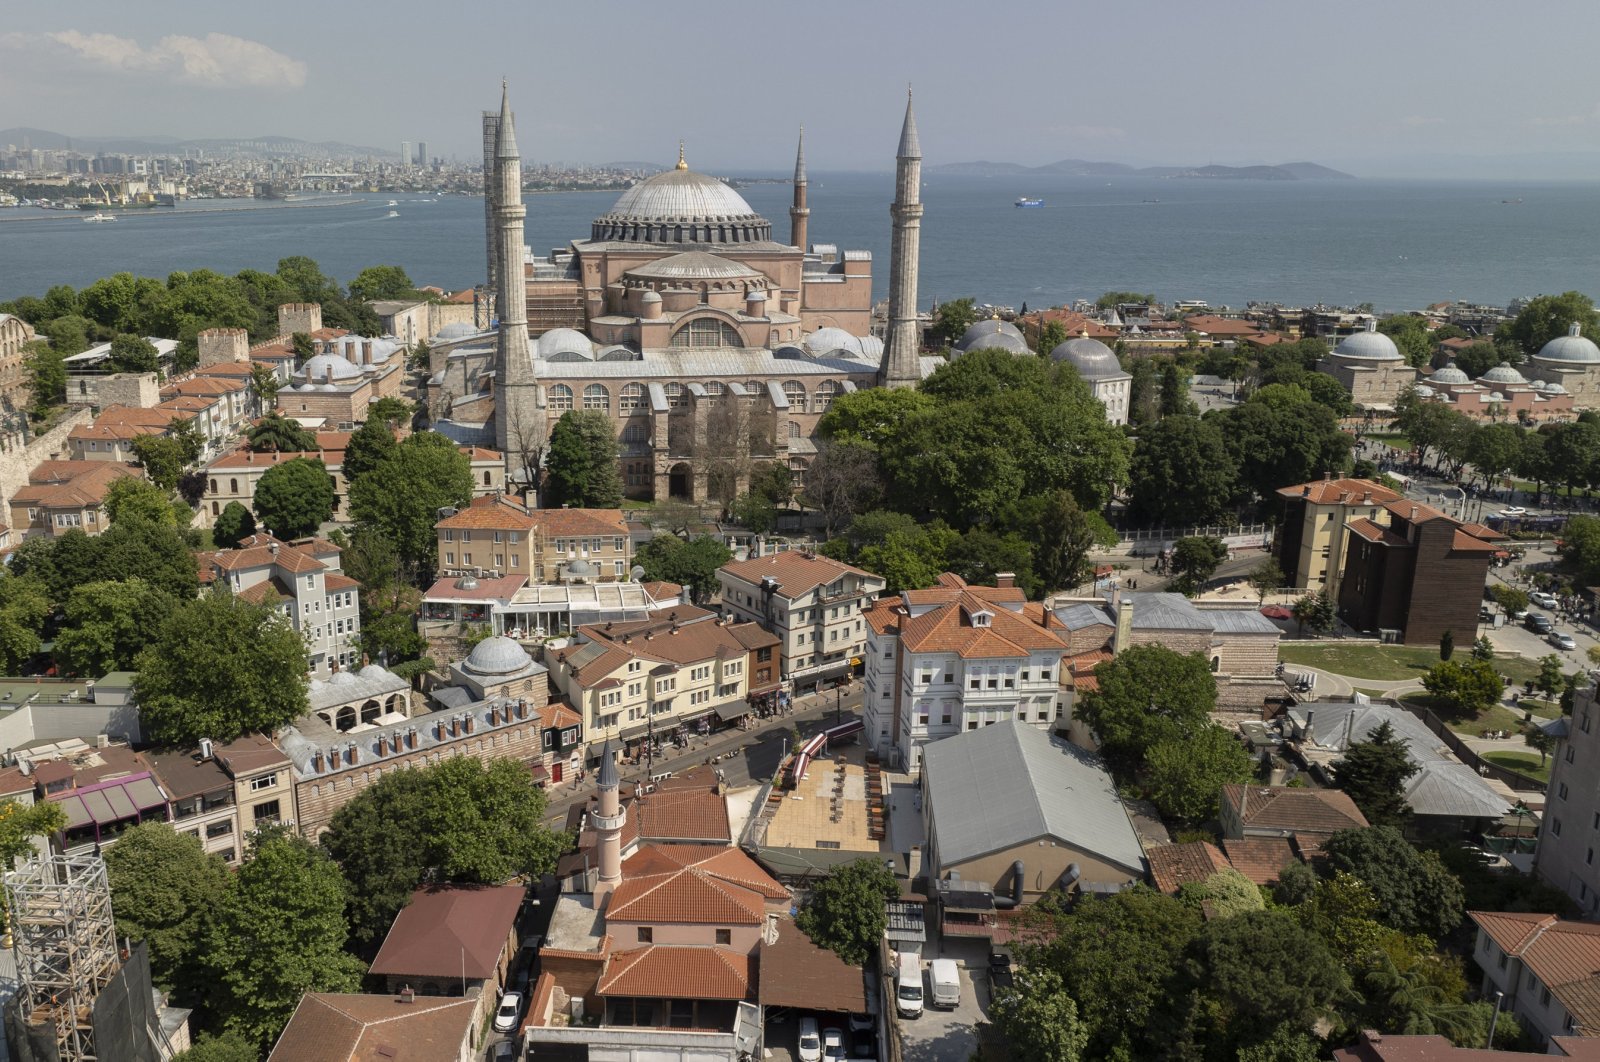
[1279,644,1539,684]
[1403,692,1529,736]
[1482,750,1552,785]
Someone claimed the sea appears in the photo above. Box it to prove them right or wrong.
[1,173,1598,312]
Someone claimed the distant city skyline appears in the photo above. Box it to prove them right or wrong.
[4,1,1600,180]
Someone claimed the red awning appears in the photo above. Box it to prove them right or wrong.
[1260,605,1292,620]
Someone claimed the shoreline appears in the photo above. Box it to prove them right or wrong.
[0,198,372,224]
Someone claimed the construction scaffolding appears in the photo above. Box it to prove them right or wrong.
[3,855,118,1062]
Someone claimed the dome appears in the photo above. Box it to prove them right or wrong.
[1427,362,1471,385]
[640,290,662,303]
[952,319,1030,355]
[535,328,594,361]
[1546,382,1569,395]
[1050,335,1124,379]
[434,321,479,341]
[563,558,597,579]
[463,635,533,676]
[591,161,772,245]
[1536,323,1600,364]
[1414,384,1436,397]
[1481,361,1527,385]
[358,664,389,680]
[330,671,356,686]
[300,353,363,382]
[859,335,885,359]
[1333,322,1402,362]
[627,251,758,280]
[803,327,864,358]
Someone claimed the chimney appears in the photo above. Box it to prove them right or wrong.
[407,727,418,750]
[1303,709,1315,745]
[995,572,1015,589]
[448,716,458,738]
[463,714,475,734]
[312,749,324,771]
[1113,597,1135,654]
[399,986,415,1005]
[1323,470,1333,482]
[346,744,359,767]
[377,733,388,757]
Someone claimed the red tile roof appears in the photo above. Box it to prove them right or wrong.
[1470,912,1600,1035]
[719,551,880,599]
[210,533,326,575]
[1146,842,1229,894]
[1221,785,1369,836]
[1184,314,1259,337]
[1348,517,1409,547]
[868,578,1068,659]
[599,946,752,1001]
[267,992,477,1062]
[528,507,628,538]
[369,884,524,979]
[1220,837,1300,885]
[758,921,868,1012]
[606,845,786,926]
[1276,477,1404,505]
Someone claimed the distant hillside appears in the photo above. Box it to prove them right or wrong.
[930,157,1356,180]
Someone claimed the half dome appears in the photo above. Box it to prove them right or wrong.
[536,328,595,361]
[626,251,760,280]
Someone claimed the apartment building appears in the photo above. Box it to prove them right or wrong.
[200,439,349,526]
[863,573,1071,771]
[1471,911,1600,1046]
[436,495,631,583]
[149,734,296,863]
[716,551,886,690]
[8,460,139,539]
[1273,475,1405,594]
[1536,686,1600,913]
[202,533,361,677]
[68,405,188,462]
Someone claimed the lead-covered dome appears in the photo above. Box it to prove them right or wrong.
[299,353,363,382]
[535,328,595,361]
[1481,361,1527,385]
[1050,335,1125,379]
[1536,323,1600,364]
[951,319,1031,356]
[803,327,864,358]
[1333,321,1402,362]
[591,162,772,245]
[1427,362,1471,385]
[463,636,533,676]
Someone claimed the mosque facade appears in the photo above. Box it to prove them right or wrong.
[428,84,933,503]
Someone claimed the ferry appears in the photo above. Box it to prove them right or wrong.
[1015,197,1044,208]
[387,199,399,206]
[83,212,116,223]
[386,210,400,218]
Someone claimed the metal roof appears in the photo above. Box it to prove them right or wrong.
[922,721,1145,871]
[1129,592,1213,631]
[1200,607,1282,635]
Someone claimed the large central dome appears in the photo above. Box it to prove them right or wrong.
[592,158,773,245]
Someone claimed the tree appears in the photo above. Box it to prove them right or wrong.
[1422,657,1503,717]
[817,388,933,451]
[794,858,900,966]
[1452,341,1502,380]
[1377,314,1434,367]
[23,341,66,416]
[803,441,884,536]
[135,592,309,746]
[944,528,1038,596]
[857,524,959,593]
[53,577,174,676]
[1249,558,1286,603]
[1537,653,1564,698]
[1322,825,1466,937]
[322,757,566,943]
[1159,358,1193,417]
[634,534,733,604]
[213,501,256,549]
[44,314,93,357]
[1036,318,1069,355]
[1146,725,1253,824]
[1439,628,1455,661]
[1502,291,1600,358]
[341,417,398,483]
[202,829,365,1048]
[254,457,335,539]
[1096,291,1153,310]
[1128,415,1238,526]
[1291,590,1336,636]
[1472,635,1495,662]
[929,297,978,348]
[366,395,414,427]
[1525,724,1556,766]
[249,363,279,406]
[247,410,317,453]
[1490,584,1529,616]
[989,967,1089,1062]
[129,434,188,492]
[1077,645,1218,775]
[0,798,67,874]
[290,331,315,363]
[1331,720,1419,827]
[348,265,418,303]
[543,409,623,509]
[172,1032,260,1062]
[103,823,233,995]
[1176,867,1267,919]
[104,476,188,529]
[728,491,778,534]
[1011,490,1116,594]
[1466,422,1523,488]
[348,432,473,577]
[1169,535,1229,596]
[106,333,160,373]
[1217,387,1352,502]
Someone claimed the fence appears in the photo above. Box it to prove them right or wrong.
[1116,522,1271,551]
[1397,697,1547,794]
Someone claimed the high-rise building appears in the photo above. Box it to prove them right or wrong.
[399,140,411,168]
[415,140,428,167]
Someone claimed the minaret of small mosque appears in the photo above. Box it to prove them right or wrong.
[492,79,534,456]
[881,87,924,389]
[591,738,626,904]
[789,127,810,252]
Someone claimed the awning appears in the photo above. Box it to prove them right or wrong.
[54,795,93,829]
[528,763,548,780]
[715,701,751,722]
[619,722,652,741]
[797,660,854,685]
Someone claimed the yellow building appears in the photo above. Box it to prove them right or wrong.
[1272,476,1404,594]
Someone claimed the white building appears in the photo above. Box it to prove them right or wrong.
[1049,334,1133,426]
[716,551,885,690]
[862,573,1070,771]
[1470,911,1600,1046]
[205,533,362,677]
[1536,686,1600,912]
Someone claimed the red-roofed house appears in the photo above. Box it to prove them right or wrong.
[8,460,140,539]
[369,885,525,1026]
[199,443,348,527]
[269,992,479,1062]
[1273,475,1406,594]
[435,495,628,583]
[1470,911,1600,1046]
[205,533,362,675]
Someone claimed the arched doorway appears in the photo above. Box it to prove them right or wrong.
[669,463,693,500]
[360,699,381,724]
[335,705,356,731]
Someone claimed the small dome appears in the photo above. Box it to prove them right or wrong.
[463,635,533,676]
[1334,322,1402,362]
[455,574,480,590]
[1414,384,1436,397]
[434,321,478,341]
[746,290,767,302]
[1546,382,1569,395]
[1536,323,1600,364]
[1531,380,1548,391]
[563,558,597,580]
[952,318,1030,355]
[1427,362,1471,385]
[803,327,864,357]
[330,671,356,686]
[1489,391,1506,401]
[316,383,339,392]
[1050,335,1124,378]
[300,353,363,382]
[536,328,594,361]
[358,664,389,680]
[774,344,809,361]
[640,290,662,303]
[1481,361,1527,385]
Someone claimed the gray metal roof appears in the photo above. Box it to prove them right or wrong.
[1054,603,1113,631]
[531,349,880,379]
[922,721,1145,872]
[627,251,759,280]
[307,666,410,712]
[1200,607,1282,635]
[1129,592,1212,631]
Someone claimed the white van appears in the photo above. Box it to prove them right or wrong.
[895,953,923,1019]
[929,958,960,1009]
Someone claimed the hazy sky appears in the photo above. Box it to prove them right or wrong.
[5,0,1600,178]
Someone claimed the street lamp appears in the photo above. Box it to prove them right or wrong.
[1486,989,1505,1048]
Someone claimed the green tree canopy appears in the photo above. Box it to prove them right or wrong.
[1129,415,1237,526]
[1008,490,1117,594]
[989,966,1089,1062]
[106,333,160,373]
[1096,291,1154,309]
[254,457,335,539]
[794,857,900,966]
[24,341,67,416]
[929,297,979,347]
[135,591,310,746]
[1331,719,1419,827]
[104,475,188,529]
[1321,825,1467,938]
[103,822,233,996]
[634,534,733,604]
[341,418,398,483]
[544,409,624,509]
[202,829,366,1048]
[0,571,48,676]
[246,411,318,453]
[171,1032,260,1062]
[53,577,174,676]
[1451,341,1503,380]
[1078,645,1218,775]
[1421,657,1503,716]
[1377,315,1434,367]
[1169,535,1229,596]
[213,501,257,549]
[1502,291,1600,358]
[348,265,418,303]
[802,441,884,536]
[816,387,934,450]
[322,756,567,943]
[1146,724,1254,824]
[1176,867,1267,920]
[1291,590,1336,636]
[348,432,473,577]
[365,395,414,427]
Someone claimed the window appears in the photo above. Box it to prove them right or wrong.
[252,800,281,825]
[583,383,610,410]
[206,820,233,839]
[619,383,646,412]
[249,773,278,792]
[670,318,742,349]
[1561,782,1570,801]
[549,384,574,410]
[1554,818,1564,836]
[815,379,841,412]
[664,382,686,408]
[715,929,732,945]
[637,927,653,943]
[782,380,807,413]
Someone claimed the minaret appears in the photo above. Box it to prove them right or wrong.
[880,88,924,389]
[492,80,534,457]
[591,739,626,904]
[789,127,809,252]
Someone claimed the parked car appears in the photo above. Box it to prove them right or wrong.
[1531,591,1560,609]
[1528,613,1555,634]
[823,1027,846,1061]
[1551,632,1578,651]
[799,1017,823,1062]
[491,1041,516,1062]
[1498,507,1529,518]
[929,958,961,1010]
[493,991,522,1033]
[895,953,924,1019]
[848,1013,874,1035]
[989,949,1015,992]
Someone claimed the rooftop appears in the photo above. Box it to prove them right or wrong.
[369,884,525,979]
[267,992,478,1062]
[1221,784,1370,836]
[1470,912,1600,1039]
[719,551,881,600]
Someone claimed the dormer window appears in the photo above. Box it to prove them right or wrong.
[969,608,993,628]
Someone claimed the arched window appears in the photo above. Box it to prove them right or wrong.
[622,423,647,444]
[815,379,841,412]
[665,382,686,408]
[788,421,801,439]
[229,478,238,494]
[704,381,725,398]
[745,380,763,397]
[783,381,807,413]
[670,318,742,349]
[549,384,574,410]
[619,383,645,412]
[583,384,609,411]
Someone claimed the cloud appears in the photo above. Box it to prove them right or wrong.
[2,30,306,89]
[1530,114,1588,127]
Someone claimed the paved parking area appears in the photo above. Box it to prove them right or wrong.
[898,962,989,1062]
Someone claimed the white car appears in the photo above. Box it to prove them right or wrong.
[1498,506,1528,517]
[798,1017,823,1062]
[1531,591,1560,609]
[823,1027,846,1061]
[493,991,522,1033]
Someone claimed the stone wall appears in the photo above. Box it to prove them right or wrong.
[0,406,92,515]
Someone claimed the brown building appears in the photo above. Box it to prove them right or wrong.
[1337,498,1503,645]
[436,496,630,583]
[269,993,479,1062]
[1219,784,1369,851]
[1273,476,1406,595]
[8,459,140,539]
[148,735,295,864]
[369,884,525,1025]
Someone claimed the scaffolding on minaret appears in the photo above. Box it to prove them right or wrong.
[4,854,122,1062]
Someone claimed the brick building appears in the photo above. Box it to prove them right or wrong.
[0,312,37,411]
[1274,476,1406,595]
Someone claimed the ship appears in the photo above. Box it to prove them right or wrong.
[83,212,116,223]
[386,210,400,218]
[1015,197,1044,208]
